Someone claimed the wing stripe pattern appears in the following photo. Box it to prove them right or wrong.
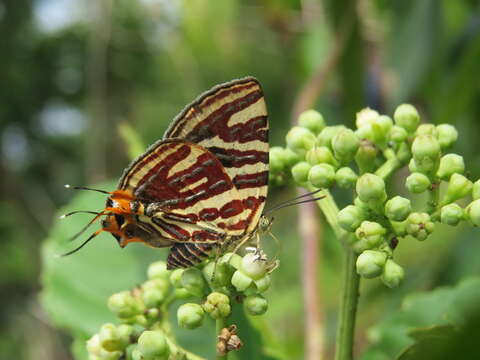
[163,77,269,234]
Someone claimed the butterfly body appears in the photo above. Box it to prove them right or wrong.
[95,77,269,269]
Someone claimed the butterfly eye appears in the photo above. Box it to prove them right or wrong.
[114,214,125,227]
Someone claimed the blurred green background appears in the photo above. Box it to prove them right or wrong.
[2,0,480,359]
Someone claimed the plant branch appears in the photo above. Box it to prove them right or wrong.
[306,185,346,242]
[334,246,360,360]
[299,197,325,360]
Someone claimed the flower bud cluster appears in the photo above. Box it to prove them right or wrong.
[270,104,478,288]
[87,252,277,359]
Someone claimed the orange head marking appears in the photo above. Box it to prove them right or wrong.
[62,188,147,255]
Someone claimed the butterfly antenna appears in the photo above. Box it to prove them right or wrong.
[264,193,325,214]
[66,211,106,242]
[263,188,323,213]
[59,211,101,219]
[60,229,103,256]
[64,184,111,195]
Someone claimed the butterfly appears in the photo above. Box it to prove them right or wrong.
[64,77,270,269]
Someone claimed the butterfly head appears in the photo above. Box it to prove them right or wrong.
[61,188,149,256]
[101,191,149,248]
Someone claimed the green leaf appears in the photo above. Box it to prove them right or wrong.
[361,277,480,359]
[397,325,456,360]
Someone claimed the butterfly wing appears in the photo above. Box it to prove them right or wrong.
[118,139,249,238]
[163,77,269,233]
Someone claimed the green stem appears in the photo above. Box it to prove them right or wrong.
[375,157,402,180]
[305,185,360,359]
[334,247,360,360]
[307,185,346,240]
[216,318,228,360]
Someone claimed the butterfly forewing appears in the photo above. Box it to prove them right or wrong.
[163,77,269,232]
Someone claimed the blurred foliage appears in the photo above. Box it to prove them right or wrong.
[1,0,480,359]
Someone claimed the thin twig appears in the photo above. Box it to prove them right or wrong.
[299,199,325,360]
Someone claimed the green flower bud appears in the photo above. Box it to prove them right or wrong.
[473,180,480,200]
[240,253,268,280]
[142,288,166,308]
[317,125,347,149]
[181,268,206,297]
[411,135,441,174]
[298,109,326,134]
[286,126,316,152]
[356,173,387,204]
[291,161,312,184]
[335,167,358,188]
[377,115,394,134]
[332,128,360,163]
[177,303,204,329]
[466,199,480,226]
[99,324,131,352]
[391,220,407,237]
[356,107,380,128]
[147,261,170,281]
[203,292,231,319]
[442,173,473,205]
[269,147,287,173]
[87,334,102,356]
[381,259,404,288]
[305,146,338,167]
[390,125,409,143]
[436,154,465,180]
[356,250,387,279]
[96,349,122,360]
[440,203,464,226]
[137,330,170,359]
[143,278,170,293]
[355,125,375,143]
[308,163,336,188]
[253,275,271,293]
[385,196,411,221]
[338,205,365,232]
[354,196,370,212]
[222,252,242,269]
[131,349,142,360]
[231,269,253,291]
[405,172,431,193]
[406,212,434,241]
[436,124,458,149]
[170,269,184,288]
[355,140,378,174]
[244,294,268,316]
[174,288,192,299]
[356,114,392,148]
[415,124,437,137]
[108,291,144,319]
[408,158,419,173]
[283,147,302,167]
[354,221,386,252]
[202,261,233,287]
[394,104,420,133]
